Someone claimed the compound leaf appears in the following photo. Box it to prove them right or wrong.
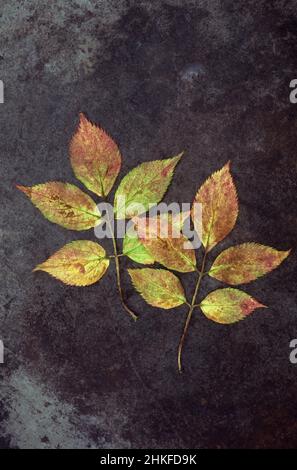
[192,161,238,252]
[34,240,109,286]
[17,182,101,231]
[200,288,266,324]
[128,268,186,309]
[70,113,121,197]
[114,154,182,219]
[209,243,290,285]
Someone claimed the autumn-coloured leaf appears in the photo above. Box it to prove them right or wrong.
[135,218,196,272]
[128,268,186,309]
[200,288,266,324]
[209,243,290,285]
[17,182,101,230]
[34,240,109,286]
[114,154,182,219]
[123,226,154,265]
[70,113,121,197]
[133,211,190,238]
[192,161,238,252]
[123,212,190,265]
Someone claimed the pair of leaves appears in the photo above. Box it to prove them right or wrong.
[18,114,182,286]
[125,162,238,274]
[129,268,265,323]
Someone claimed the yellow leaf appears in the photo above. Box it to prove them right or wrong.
[209,243,290,285]
[70,113,121,197]
[34,240,109,286]
[200,288,266,324]
[114,154,182,219]
[128,268,186,309]
[17,182,101,231]
[192,161,238,252]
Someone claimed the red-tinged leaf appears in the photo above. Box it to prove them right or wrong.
[200,288,266,324]
[136,217,196,273]
[128,268,186,309]
[70,113,121,197]
[209,243,290,285]
[192,161,238,252]
[17,182,101,230]
[34,240,109,286]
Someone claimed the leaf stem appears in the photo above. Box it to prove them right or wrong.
[106,213,138,322]
[177,248,208,373]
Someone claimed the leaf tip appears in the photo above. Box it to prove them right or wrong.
[283,248,292,259]
[32,264,41,273]
[78,112,88,125]
[16,184,31,196]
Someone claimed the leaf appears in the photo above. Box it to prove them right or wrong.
[135,218,196,272]
[69,113,121,197]
[123,226,154,265]
[123,211,190,265]
[114,154,183,219]
[34,240,109,286]
[128,268,186,309]
[209,243,290,285]
[17,182,101,231]
[200,288,266,324]
[192,161,238,252]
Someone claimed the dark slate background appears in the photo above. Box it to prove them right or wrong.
[0,0,297,449]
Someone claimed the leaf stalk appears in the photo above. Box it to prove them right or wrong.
[177,248,208,372]
[106,214,138,322]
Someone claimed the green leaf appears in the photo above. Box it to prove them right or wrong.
[123,226,154,265]
[17,182,101,230]
[128,268,186,309]
[200,288,266,324]
[34,240,109,286]
[114,154,182,219]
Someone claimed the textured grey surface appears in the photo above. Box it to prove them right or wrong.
[0,0,297,449]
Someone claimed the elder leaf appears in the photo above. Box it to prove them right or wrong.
[70,113,121,197]
[192,161,238,252]
[128,268,186,309]
[17,182,101,230]
[114,153,182,219]
[209,243,290,285]
[123,226,154,265]
[136,217,196,273]
[34,240,109,286]
[200,288,266,324]
[123,211,190,265]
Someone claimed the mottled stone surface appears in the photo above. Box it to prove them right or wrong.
[0,0,297,449]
